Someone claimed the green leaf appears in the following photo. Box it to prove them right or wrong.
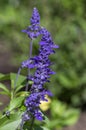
[0,120,21,130]
[43,115,50,126]
[10,73,26,85]
[0,73,26,94]
[0,91,10,96]
[0,73,26,86]
[8,96,25,111]
[15,91,29,97]
[0,83,10,96]
[0,74,10,81]
[0,73,4,79]
[62,109,80,125]
[58,74,71,88]
[40,127,50,130]
[0,112,22,130]
[45,119,61,128]
[15,80,33,93]
[34,126,50,130]
[51,100,66,117]
[9,73,26,89]
[15,85,25,93]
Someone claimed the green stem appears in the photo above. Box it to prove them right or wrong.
[30,117,35,130]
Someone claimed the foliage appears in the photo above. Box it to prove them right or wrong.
[0,73,79,130]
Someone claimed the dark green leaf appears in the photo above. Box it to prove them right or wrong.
[0,74,10,81]
[15,80,33,93]
[34,126,50,130]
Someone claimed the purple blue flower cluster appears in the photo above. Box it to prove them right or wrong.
[22,7,41,39]
[22,8,59,122]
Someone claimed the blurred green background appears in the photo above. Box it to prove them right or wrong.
[0,0,86,129]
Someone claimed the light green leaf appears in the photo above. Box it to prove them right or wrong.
[15,91,29,97]
[0,73,4,79]
[0,73,26,94]
[0,119,21,130]
[0,91,10,96]
[0,112,22,130]
[62,109,80,125]
[0,83,10,96]
[0,73,26,86]
[45,119,62,128]
[15,85,25,93]
[8,96,25,111]
[10,73,26,85]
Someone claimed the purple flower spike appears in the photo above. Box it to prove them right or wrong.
[21,7,59,123]
[30,7,40,25]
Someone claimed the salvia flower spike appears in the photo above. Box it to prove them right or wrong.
[20,7,59,128]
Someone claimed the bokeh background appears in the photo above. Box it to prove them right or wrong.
[0,0,86,130]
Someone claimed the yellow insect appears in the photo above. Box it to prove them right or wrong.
[39,95,51,111]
